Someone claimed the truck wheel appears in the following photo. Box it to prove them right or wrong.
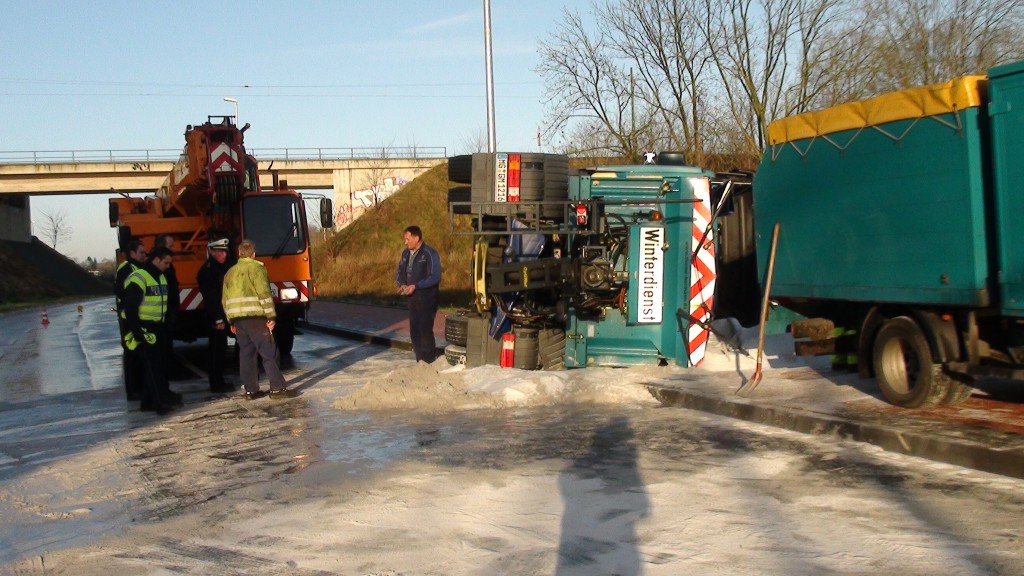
[445,314,469,346]
[445,344,467,366]
[448,186,472,214]
[275,318,295,357]
[538,328,566,370]
[872,316,947,408]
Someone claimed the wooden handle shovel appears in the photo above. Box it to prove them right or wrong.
[738,222,780,397]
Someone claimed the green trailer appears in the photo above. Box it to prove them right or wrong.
[754,60,1024,407]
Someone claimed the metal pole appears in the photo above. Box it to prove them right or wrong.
[483,0,496,153]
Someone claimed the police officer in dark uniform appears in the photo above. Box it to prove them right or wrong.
[115,240,147,401]
[197,237,234,393]
[395,225,442,363]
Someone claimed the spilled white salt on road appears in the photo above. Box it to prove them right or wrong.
[332,358,666,412]
[331,320,821,413]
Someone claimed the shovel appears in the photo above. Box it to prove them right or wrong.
[738,222,780,397]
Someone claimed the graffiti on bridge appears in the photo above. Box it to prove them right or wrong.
[334,204,354,227]
[335,175,410,228]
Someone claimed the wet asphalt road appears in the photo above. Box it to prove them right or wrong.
[1,299,1023,575]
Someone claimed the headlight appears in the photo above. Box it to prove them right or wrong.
[279,288,299,301]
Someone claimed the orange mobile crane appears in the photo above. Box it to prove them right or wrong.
[109,116,333,354]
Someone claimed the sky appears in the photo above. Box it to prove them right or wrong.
[1,0,573,261]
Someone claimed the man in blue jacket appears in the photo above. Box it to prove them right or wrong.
[395,225,442,363]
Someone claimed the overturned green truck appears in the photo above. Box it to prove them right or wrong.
[754,60,1024,407]
[444,152,747,370]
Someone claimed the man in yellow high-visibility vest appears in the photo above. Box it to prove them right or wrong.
[115,240,147,401]
[222,239,295,400]
[122,245,179,415]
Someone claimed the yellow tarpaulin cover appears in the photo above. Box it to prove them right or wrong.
[767,75,987,145]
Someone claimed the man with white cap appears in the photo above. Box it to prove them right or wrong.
[197,237,234,393]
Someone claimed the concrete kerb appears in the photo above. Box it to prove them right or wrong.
[303,320,446,358]
[647,383,1024,480]
[301,320,1024,480]
[303,321,414,351]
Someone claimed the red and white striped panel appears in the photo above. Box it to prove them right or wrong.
[209,142,241,173]
[688,177,716,366]
[180,288,203,311]
[273,281,310,303]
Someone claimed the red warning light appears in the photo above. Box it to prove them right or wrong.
[508,153,521,202]
[575,204,588,226]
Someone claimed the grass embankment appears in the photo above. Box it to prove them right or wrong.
[0,238,109,308]
[313,163,474,308]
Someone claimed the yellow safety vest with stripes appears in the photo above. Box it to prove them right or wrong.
[124,268,168,322]
[115,259,139,316]
[222,257,276,321]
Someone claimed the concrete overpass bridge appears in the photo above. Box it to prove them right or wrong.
[0,147,447,242]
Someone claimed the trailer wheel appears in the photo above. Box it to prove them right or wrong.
[872,316,947,408]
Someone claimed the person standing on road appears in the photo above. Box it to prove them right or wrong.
[222,239,295,400]
[115,240,147,401]
[395,225,442,363]
[197,237,234,393]
[153,234,181,325]
[153,234,185,380]
[122,246,179,414]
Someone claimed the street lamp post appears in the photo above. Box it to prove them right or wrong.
[223,97,238,125]
[482,0,496,153]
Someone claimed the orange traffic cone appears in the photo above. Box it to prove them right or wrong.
[41,306,50,326]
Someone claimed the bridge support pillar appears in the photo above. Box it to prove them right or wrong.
[0,195,32,242]
[331,169,355,229]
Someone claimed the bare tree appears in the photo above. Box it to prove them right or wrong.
[356,145,397,207]
[859,0,1024,94]
[36,208,73,249]
[537,0,1024,165]
[601,0,715,164]
[697,0,857,157]
[537,6,654,160]
[458,128,491,154]
[538,0,857,162]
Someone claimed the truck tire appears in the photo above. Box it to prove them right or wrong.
[445,344,467,366]
[445,314,469,346]
[657,152,688,166]
[275,317,295,357]
[448,186,472,214]
[538,328,566,370]
[448,155,473,184]
[872,316,948,408]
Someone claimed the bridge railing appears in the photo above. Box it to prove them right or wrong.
[0,146,448,164]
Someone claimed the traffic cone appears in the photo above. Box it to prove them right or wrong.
[41,306,50,326]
